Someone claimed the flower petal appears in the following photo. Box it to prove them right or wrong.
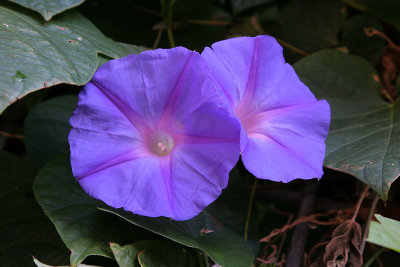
[201,35,285,111]
[78,155,175,218]
[203,35,331,182]
[69,47,241,220]
[69,82,139,138]
[170,141,239,220]
[241,100,331,181]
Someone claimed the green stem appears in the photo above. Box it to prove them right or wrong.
[167,27,175,48]
[196,250,206,267]
[244,178,258,241]
[364,248,386,267]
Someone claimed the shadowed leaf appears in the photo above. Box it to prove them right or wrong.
[295,50,400,199]
[7,0,85,20]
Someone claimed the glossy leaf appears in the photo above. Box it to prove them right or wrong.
[0,3,127,114]
[33,156,150,266]
[7,0,85,20]
[0,152,69,267]
[367,214,400,253]
[24,95,77,164]
[294,50,399,199]
[101,208,255,267]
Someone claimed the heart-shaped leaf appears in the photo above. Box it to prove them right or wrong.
[0,3,127,114]
[294,50,399,199]
[33,156,152,266]
[7,0,85,21]
[101,207,255,267]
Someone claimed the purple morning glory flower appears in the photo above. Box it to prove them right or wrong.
[68,47,240,220]
[202,36,331,182]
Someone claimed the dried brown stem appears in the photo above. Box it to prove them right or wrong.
[351,186,369,221]
[0,130,23,139]
[260,208,353,243]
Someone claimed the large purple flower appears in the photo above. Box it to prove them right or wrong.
[202,36,330,182]
[69,47,240,220]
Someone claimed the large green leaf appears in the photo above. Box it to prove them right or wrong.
[367,214,400,253]
[343,0,400,31]
[294,50,400,199]
[101,208,255,267]
[7,0,85,21]
[0,151,69,267]
[33,156,152,266]
[24,95,77,164]
[261,0,346,53]
[0,3,127,114]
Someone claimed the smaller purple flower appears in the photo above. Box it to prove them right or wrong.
[202,36,331,182]
[69,47,240,220]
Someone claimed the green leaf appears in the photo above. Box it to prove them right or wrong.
[118,42,148,55]
[343,0,400,31]
[111,242,151,267]
[0,151,69,267]
[101,208,255,267]
[33,156,151,266]
[137,241,198,267]
[341,15,385,64]
[261,0,346,53]
[294,50,399,199]
[367,214,400,253]
[0,3,127,114]
[7,0,85,21]
[24,95,77,165]
[230,0,275,14]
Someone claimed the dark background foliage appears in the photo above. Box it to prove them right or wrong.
[1,0,400,266]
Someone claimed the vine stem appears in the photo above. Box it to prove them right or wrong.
[244,178,258,241]
[166,27,175,48]
[351,186,369,221]
[364,248,386,267]
[359,193,380,253]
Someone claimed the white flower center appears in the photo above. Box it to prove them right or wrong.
[149,132,174,156]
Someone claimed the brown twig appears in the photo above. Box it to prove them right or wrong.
[364,28,400,53]
[351,186,369,221]
[186,19,235,26]
[260,208,353,243]
[0,130,23,139]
